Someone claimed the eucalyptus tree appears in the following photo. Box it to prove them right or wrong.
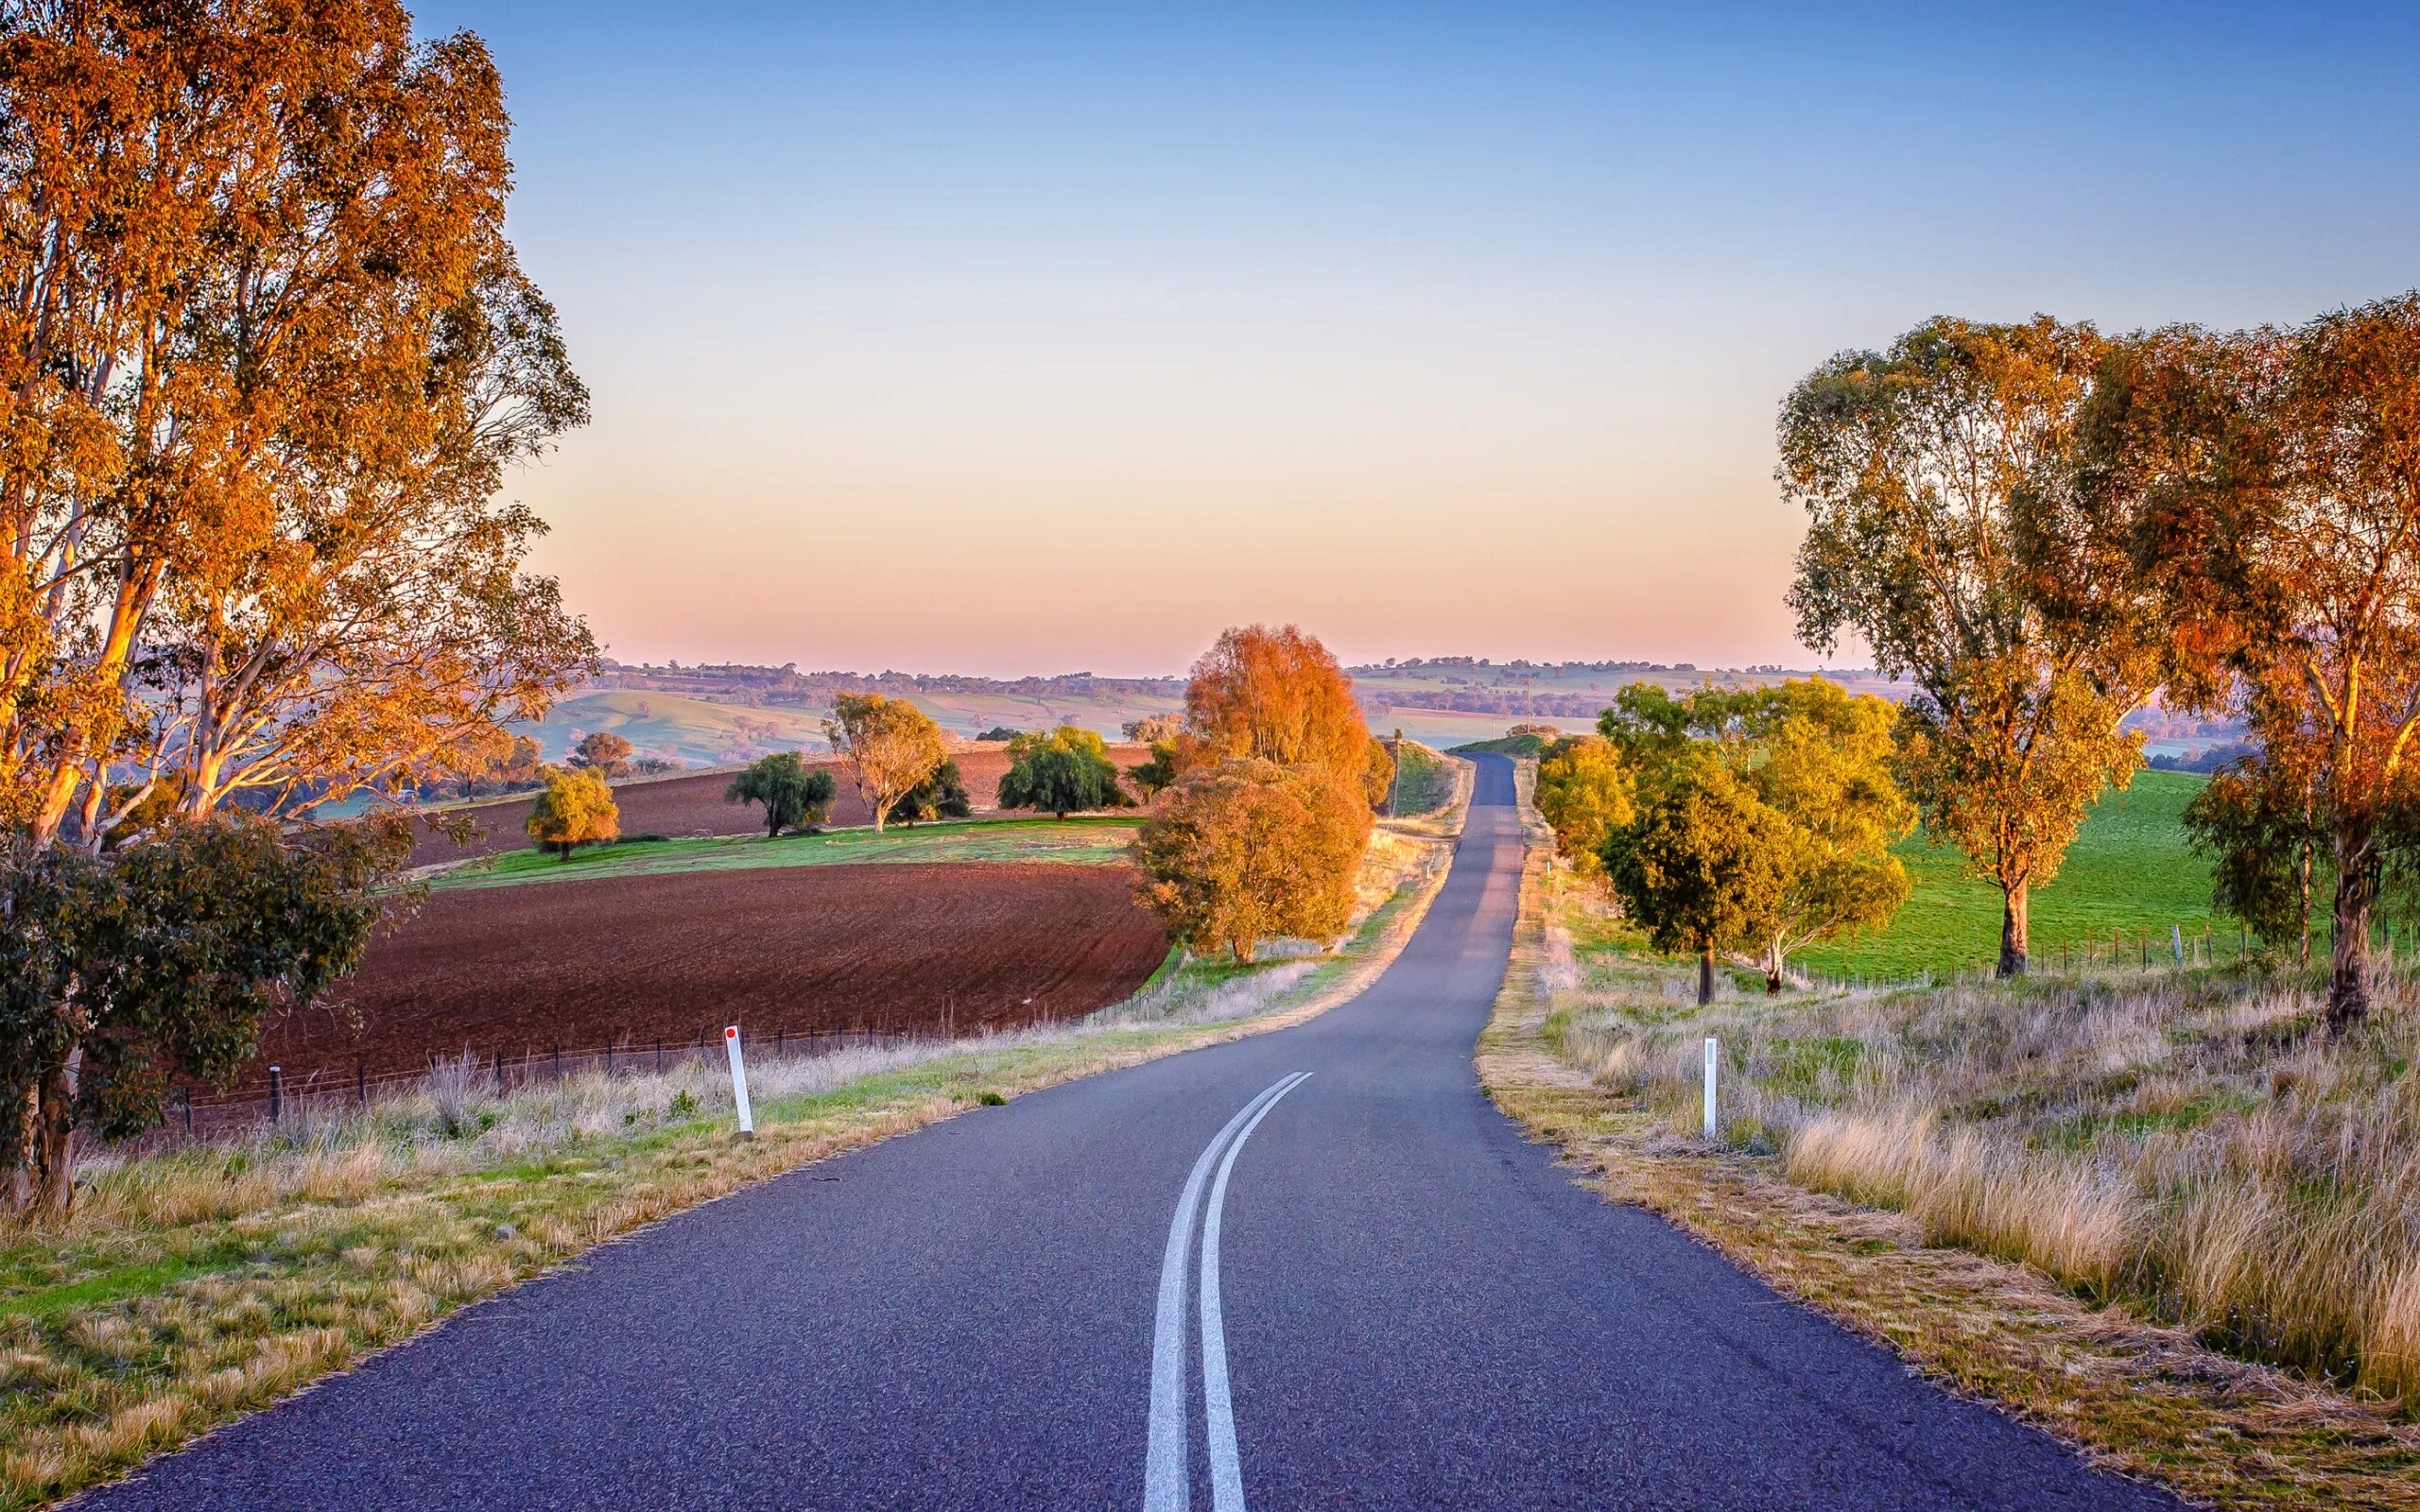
[1782,317,2155,975]
[2093,295,2420,1027]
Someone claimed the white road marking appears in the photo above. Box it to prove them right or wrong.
[1142,1074,1302,1512]
[1200,1073,1310,1512]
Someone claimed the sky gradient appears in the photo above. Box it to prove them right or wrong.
[417,2,2420,677]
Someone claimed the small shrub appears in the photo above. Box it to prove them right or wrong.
[978,1091,1007,1107]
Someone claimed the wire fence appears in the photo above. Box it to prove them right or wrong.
[154,1023,945,1145]
[1794,917,2380,997]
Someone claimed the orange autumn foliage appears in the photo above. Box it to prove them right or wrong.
[0,0,593,849]
[1180,624,1373,799]
[1131,758,1372,963]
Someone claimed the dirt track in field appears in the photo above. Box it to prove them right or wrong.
[251,862,1167,1081]
[406,745,1149,868]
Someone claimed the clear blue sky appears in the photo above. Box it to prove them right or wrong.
[416,2,2420,676]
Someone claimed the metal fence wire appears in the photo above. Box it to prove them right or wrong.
[153,1024,922,1145]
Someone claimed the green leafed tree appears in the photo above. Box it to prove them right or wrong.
[1127,739,1187,801]
[1602,756,1790,1005]
[1781,316,2153,976]
[2184,748,2323,962]
[724,752,838,837]
[1592,679,1911,988]
[890,758,974,826]
[1734,679,1916,990]
[526,767,619,859]
[1,816,410,1212]
[1533,735,1634,883]
[998,727,1133,818]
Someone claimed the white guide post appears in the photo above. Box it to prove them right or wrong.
[724,1025,755,1137]
[1702,1037,1719,1142]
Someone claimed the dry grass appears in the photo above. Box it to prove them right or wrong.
[1482,784,2420,1509]
[0,828,1456,1512]
[1555,949,2420,1413]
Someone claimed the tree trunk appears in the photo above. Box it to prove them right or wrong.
[1764,939,1784,995]
[8,1082,38,1213]
[32,1057,77,1214]
[1697,947,1715,1006]
[2297,836,2312,968]
[2328,831,2376,1032]
[1996,878,2030,977]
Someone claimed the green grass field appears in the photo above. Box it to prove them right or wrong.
[1795,770,2222,979]
[1452,731,1551,758]
[1389,741,1456,816]
[435,816,1141,892]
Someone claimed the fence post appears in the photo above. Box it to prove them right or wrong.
[182,1087,193,1135]
[356,1061,367,1107]
[268,1066,283,1127]
[2172,923,2185,965]
[724,1025,755,1138]
[655,1037,664,1073]
[552,1043,562,1082]
[1702,1037,1719,1142]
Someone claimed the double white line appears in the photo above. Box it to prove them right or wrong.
[1142,1072,1312,1512]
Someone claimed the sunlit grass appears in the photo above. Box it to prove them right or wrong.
[439,815,1143,890]
[1796,771,2230,978]
[1550,896,2420,1415]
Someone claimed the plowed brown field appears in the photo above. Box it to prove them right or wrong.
[406,744,1149,869]
[250,861,1167,1082]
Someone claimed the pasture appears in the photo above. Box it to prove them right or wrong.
[1794,771,2223,979]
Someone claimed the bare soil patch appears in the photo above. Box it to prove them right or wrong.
[251,862,1167,1082]
[404,745,1147,868]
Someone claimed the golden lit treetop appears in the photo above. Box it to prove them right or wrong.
[1181,624,1371,796]
[0,0,594,849]
[823,693,946,833]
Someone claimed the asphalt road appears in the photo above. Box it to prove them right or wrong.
[79,756,2183,1511]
